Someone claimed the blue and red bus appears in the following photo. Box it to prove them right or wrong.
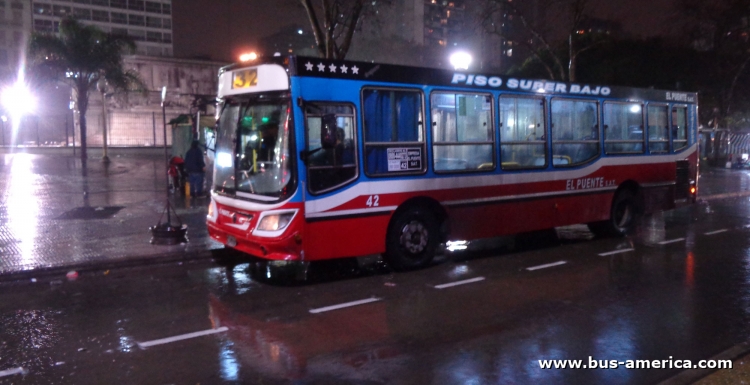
[207,56,698,270]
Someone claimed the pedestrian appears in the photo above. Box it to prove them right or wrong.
[184,140,205,197]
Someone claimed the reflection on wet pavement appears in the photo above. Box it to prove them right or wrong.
[3,166,750,383]
[0,150,219,275]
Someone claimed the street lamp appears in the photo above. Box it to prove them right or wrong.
[150,85,188,245]
[449,51,472,70]
[96,77,110,163]
[1,80,35,147]
[1,116,7,146]
[239,52,258,62]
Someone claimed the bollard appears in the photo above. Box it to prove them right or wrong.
[184,181,190,197]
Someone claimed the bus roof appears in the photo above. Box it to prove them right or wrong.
[221,56,698,104]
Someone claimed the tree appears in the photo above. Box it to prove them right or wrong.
[27,18,143,160]
[299,0,390,59]
[479,0,609,81]
[676,0,750,127]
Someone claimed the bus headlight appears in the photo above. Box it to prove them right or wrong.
[207,199,218,222]
[257,213,294,231]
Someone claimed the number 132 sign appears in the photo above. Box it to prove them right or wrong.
[232,69,258,89]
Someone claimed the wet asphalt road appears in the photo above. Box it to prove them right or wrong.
[2,196,750,384]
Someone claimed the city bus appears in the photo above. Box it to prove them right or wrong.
[207,56,698,270]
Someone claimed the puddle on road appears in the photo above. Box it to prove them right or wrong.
[56,206,124,220]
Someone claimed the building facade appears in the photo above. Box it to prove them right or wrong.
[81,55,224,147]
[31,0,173,57]
[0,1,32,82]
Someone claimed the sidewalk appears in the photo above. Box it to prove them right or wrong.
[698,165,750,200]
[0,147,222,281]
[0,147,747,281]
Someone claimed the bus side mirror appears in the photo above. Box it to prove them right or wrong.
[205,125,217,152]
[321,113,337,149]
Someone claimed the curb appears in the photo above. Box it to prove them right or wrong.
[0,248,218,283]
[698,190,750,201]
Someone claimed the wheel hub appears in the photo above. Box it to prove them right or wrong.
[614,202,632,228]
[400,220,428,254]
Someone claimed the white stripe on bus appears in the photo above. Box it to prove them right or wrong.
[704,229,728,235]
[443,187,615,207]
[305,206,397,219]
[305,145,697,214]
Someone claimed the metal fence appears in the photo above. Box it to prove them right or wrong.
[4,110,184,148]
[5,114,73,147]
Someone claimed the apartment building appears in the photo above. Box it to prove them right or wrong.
[31,0,173,57]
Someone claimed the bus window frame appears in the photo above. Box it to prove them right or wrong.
[646,103,670,154]
[602,101,646,156]
[213,92,298,203]
[361,86,428,177]
[498,94,548,171]
[671,104,690,153]
[550,97,601,168]
[429,90,496,174]
[302,101,360,195]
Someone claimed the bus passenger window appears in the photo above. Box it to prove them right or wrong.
[672,106,688,151]
[362,88,425,175]
[603,102,644,154]
[305,104,357,194]
[431,92,494,172]
[551,99,600,166]
[499,96,546,170]
[648,105,669,153]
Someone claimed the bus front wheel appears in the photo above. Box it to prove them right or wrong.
[588,190,637,237]
[385,208,439,271]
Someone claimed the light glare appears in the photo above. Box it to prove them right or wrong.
[2,81,36,118]
[239,52,258,62]
[449,52,472,70]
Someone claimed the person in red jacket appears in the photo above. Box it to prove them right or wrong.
[168,155,185,194]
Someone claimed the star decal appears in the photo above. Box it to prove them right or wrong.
[329,63,337,72]
[340,64,348,73]
[352,65,359,75]
[305,62,313,71]
[317,62,325,72]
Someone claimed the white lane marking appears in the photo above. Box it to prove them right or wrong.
[434,276,486,289]
[526,261,567,271]
[705,229,728,235]
[309,297,382,314]
[0,367,24,378]
[599,248,634,256]
[137,327,228,349]
[658,238,685,245]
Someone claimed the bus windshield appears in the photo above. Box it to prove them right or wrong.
[214,98,293,200]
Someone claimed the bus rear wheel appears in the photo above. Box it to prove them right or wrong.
[588,190,637,237]
[385,208,439,271]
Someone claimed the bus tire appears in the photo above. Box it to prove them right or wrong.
[588,190,637,237]
[385,208,440,271]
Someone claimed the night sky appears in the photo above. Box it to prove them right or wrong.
[172,0,307,63]
[172,0,676,64]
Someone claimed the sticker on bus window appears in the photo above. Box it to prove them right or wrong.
[387,148,422,172]
[232,68,258,89]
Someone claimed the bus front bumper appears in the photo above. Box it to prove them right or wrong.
[208,222,303,261]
